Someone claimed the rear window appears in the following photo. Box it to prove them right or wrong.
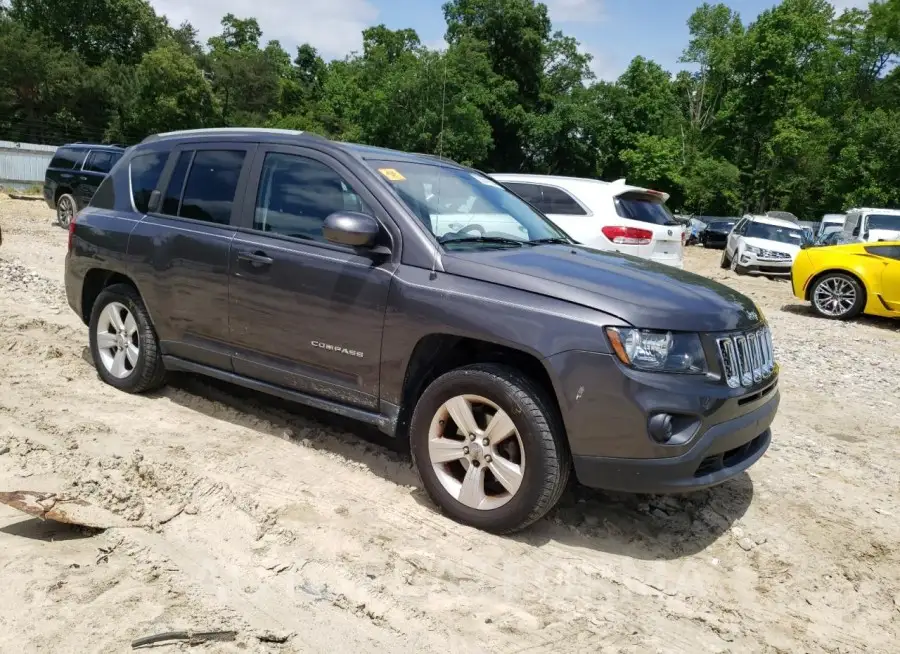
[130,151,168,213]
[615,192,678,226]
[49,147,86,171]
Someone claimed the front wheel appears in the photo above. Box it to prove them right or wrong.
[720,249,731,269]
[810,273,865,320]
[410,364,570,534]
[89,284,167,393]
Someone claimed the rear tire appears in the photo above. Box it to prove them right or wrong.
[810,273,865,320]
[410,364,570,534]
[89,283,167,393]
[56,193,76,228]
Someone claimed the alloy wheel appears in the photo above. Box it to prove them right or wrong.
[57,196,74,227]
[813,277,857,317]
[95,302,140,379]
[427,394,525,511]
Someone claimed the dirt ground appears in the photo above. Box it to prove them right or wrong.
[0,194,898,654]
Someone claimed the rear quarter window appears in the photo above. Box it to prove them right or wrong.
[49,148,87,171]
[129,151,168,213]
[89,176,116,209]
[865,245,900,261]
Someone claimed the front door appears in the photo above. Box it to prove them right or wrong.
[227,145,397,409]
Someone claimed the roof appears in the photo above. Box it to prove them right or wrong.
[490,173,670,202]
[135,128,466,169]
[847,207,900,216]
[746,214,804,229]
[61,142,125,151]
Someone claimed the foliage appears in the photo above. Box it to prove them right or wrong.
[1,0,898,218]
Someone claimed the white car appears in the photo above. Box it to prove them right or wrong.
[491,174,686,268]
[721,215,809,276]
[817,213,846,240]
[841,208,900,243]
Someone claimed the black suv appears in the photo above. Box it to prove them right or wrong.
[44,143,125,226]
[64,128,780,533]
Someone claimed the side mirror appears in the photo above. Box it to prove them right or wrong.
[147,189,161,213]
[323,211,380,248]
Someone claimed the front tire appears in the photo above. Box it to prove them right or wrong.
[810,273,865,320]
[89,284,167,393]
[720,249,731,269]
[56,193,76,228]
[730,251,747,275]
[410,364,570,534]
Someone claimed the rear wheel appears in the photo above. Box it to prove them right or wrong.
[89,284,166,393]
[410,364,570,534]
[56,193,76,228]
[810,273,865,320]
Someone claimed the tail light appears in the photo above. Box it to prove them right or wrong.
[67,217,77,252]
[601,225,653,245]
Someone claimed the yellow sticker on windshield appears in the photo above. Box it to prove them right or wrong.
[378,167,406,182]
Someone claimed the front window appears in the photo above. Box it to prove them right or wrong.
[364,159,569,248]
[745,221,807,245]
[866,214,900,231]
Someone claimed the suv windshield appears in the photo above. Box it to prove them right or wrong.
[363,159,569,248]
[867,214,900,231]
[745,221,807,245]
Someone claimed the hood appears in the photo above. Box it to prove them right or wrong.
[867,229,900,242]
[744,237,801,255]
[443,245,763,332]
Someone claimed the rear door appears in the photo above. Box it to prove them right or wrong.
[126,142,255,370]
[78,150,119,208]
[227,144,397,409]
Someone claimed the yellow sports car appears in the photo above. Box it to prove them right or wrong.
[791,241,900,320]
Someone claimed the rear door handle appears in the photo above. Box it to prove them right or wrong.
[237,250,274,267]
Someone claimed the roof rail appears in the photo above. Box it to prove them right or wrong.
[140,127,326,144]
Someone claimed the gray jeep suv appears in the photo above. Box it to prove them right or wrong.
[64,128,779,533]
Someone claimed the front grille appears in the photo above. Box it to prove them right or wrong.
[716,326,775,388]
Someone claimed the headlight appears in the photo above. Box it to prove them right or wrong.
[745,245,761,254]
[606,328,708,374]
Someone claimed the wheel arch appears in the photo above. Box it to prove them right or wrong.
[54,185,74,203]
[804,267,870,303]
[80,269,143,325]
[395,334,562,443]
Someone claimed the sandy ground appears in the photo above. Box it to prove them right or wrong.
[0,195,898,653]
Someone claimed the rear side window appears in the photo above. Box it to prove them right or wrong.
[615,192,678,226]
[130,152,168,213]
[502,182,586,215]
[84,150,120,174]
[174,150,246,225]
[49,147,86,171]
[504,182,543,207]
[865,245,900,260]
[540,185,586,215]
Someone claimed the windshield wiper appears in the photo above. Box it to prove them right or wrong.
[438,235,525,247]
[527,237,572,245]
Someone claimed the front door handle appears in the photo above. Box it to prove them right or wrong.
[237,250,274,267]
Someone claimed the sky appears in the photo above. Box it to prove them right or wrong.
[148,0,873,81]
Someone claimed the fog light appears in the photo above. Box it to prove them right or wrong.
[648,413,674,444]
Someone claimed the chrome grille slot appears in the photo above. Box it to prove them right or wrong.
[716,326,776,388]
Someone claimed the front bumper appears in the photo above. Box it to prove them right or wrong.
[545,350,779,494]
[738,252,792,275]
